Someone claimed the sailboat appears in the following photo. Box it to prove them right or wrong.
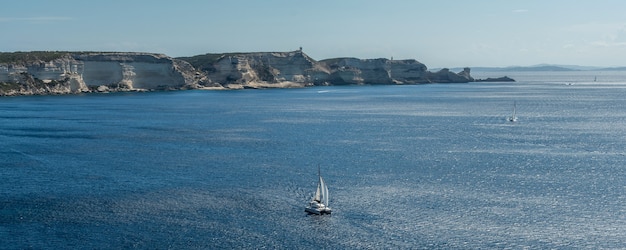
[305,166,332,215]
[507,102,518,122]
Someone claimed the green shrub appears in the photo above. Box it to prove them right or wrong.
[0,51,72,64]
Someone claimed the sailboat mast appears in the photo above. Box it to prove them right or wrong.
[313,182,321,202]
[513,102,516,117]
[312,165,322,202]
[323,178,329,206]
[316,165,329,206]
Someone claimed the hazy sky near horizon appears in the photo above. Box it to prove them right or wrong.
[2,0,626,68]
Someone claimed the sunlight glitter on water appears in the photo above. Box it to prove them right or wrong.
[3,72,626,248]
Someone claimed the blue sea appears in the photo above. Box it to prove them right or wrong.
[2,71,626,248]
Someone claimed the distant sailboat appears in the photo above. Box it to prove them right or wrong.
[508,102,518,122]
[305,166,332,215]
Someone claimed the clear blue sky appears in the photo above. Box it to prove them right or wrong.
[2,0,626,68]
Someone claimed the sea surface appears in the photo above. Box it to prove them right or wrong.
[2,71,626,248]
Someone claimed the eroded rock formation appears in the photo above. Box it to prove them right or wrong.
[183,51,474,89]
[0,50,479,96]
[0,52,214,96]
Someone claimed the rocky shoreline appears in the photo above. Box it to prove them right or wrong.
[0,50,513,96]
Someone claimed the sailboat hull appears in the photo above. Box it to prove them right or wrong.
[305,207,331,215]
[306,166,332,215]
[508,102,517,122]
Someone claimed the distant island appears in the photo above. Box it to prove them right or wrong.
[0,50,513,96]
[439,64,626,72]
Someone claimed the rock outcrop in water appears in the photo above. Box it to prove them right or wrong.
[0,50,481,96]
[474,76,515,82]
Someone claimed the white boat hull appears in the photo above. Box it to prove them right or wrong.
[305,166,332,215]
[305,207,332,215]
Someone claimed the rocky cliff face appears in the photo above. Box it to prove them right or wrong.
[191,50,329,89]
[1,54,86,95]
[0,52,207,96]
[185,50,473,89]
[1,50,475,96]
[321,57,437,85]
[74,53,205,91]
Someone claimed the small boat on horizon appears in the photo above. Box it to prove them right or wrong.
[508,102,518,122]
[305,166,332,215]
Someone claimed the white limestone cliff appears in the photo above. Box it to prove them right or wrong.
[1,50,476,96]
[74,53,202,90]
[205,50,329,88]
[321,57,430,85]
[0,52,206,96]
[200,52,469,88]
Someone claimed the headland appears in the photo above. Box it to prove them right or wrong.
[0,50,512,96]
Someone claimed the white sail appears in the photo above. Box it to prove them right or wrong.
[513,102,516,118]
[320,176,329,206]
[508,102,518,122]
[313,181,321,202]
[305,166,332,215]
[322,177,329,206]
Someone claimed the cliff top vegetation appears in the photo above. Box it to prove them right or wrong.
[0,51,148,64]
[0,51,71,64]
[177,53,246,70]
